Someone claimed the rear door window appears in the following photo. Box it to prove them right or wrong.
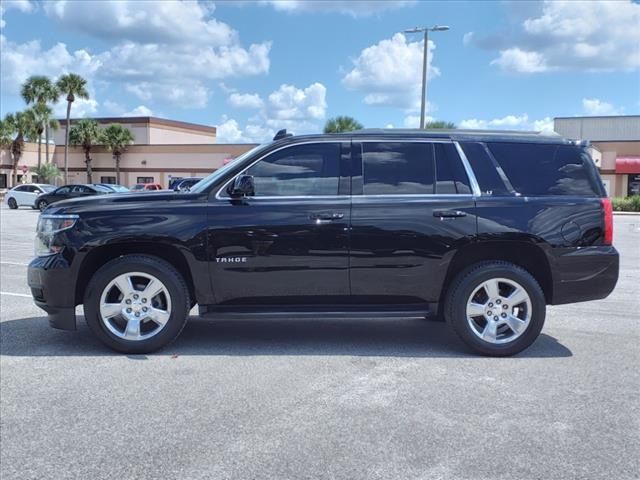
[487,143,600,196]
[362,142,435,194]
[434,143,471,194]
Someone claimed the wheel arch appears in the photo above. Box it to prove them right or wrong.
[75,242,196,306]
[440,240,553,309]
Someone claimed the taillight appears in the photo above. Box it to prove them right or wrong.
[602,198,613,245]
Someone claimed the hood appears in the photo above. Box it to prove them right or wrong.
[44,191,206,215]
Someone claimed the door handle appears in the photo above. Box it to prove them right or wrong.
[310,212,345,221]
[433,210,467,218]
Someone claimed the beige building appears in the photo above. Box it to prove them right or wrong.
[554,115,640,197]
[1,116,257,190]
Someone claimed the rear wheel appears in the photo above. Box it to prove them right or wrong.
[37,199,48,211]
[84,255,190,353]
[445,261,546,356]
[7,197,18,209]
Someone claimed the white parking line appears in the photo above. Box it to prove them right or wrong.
[0,261,29,266]
[0,291,32,298]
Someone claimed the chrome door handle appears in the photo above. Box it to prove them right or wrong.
[433,210,467,218]
[310,212,345,221]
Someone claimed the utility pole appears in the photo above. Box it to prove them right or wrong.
[403,25,450,129]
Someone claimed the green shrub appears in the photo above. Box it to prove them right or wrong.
[612,196,640,212]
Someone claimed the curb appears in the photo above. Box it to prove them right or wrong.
[613,211,640,216]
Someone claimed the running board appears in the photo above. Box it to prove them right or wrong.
[199,304,437,320]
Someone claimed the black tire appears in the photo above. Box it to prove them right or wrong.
[84,255,191,354]
[7,198,18,209]
[444,261,546,357]
[37,199,48,211]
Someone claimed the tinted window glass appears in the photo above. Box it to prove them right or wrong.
[460,142,510,196]
[247,143,340,196]
[488,143,599,196]
[14,185,27,192]
[56,187,71,194]
[363,142,434,194]
[435,143,471,194]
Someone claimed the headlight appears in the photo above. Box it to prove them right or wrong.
[35,214,79,256]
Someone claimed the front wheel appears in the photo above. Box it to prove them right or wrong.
[84,255,191,353]
[444,261,546,357]
[37,199,48,211]
[7,197,18,209]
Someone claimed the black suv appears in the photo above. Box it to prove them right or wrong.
[28,130,618,356]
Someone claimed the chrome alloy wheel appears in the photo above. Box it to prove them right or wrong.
[465,277,532,344]
[99,272,172,341]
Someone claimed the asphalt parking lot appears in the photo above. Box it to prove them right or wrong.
[1,205,638,480]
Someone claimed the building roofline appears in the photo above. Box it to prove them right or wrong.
[554,115,640,120]
[57,116,217,134]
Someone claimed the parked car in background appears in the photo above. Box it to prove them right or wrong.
[5,184,55,209]
[172,177,203,192]
[35,184,112,211]
[131,183,163,191]
[95,184,129,193]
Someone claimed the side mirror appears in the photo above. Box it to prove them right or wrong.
[229,175,255,198]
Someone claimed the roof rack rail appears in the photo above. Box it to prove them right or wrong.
[273,129,293,141]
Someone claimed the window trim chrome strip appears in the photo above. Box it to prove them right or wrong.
[215,138,480,200]
[454,141,482,197]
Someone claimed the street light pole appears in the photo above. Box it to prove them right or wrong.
[404,25,449,129]
[420,28,429,130]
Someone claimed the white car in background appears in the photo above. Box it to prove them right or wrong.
[5,184,56,209]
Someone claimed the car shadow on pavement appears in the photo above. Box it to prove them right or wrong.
[0,316,573,358]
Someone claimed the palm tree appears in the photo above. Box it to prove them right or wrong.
[3,111,37,186]
[21,75,59,166]
[30,163,61,184]
[323,116,364,133]
[69,119,103,183]
[27,104,57,168]
[102,124,134,184]
[425,121,456,129]
[56,74,89,183]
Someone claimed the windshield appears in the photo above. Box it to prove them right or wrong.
[189,144,267,194]
[40,185,55,192]
[132,184,144,190]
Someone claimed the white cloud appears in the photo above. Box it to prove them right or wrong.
[228,92,264,109]
[459,114,553,132]
[97,41,271,82]
[126,81,209,109]
[53,97,99,118]
[0,35,101,95]
[215,117,274,144]
[582,98,623,116]
[44,0,235,46]
[342,33,439,111]
[403,114,434,128]
[486,0,640,72]
[258,0,415,17]
[265,83,327,125]
[490,48,549,73]
[217,82,328,142]
[462,32,474,46]
[123,105,153,117]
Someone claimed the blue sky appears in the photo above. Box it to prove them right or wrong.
[1,0,638,142]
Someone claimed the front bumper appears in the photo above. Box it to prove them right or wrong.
[550,245,619,305]
[28,254,77,330]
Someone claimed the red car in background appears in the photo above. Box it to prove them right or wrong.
[131,183,163,191]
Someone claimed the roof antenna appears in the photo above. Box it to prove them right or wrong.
[273,129,293,141]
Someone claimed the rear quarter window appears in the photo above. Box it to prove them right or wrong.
[487,142,601,196]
